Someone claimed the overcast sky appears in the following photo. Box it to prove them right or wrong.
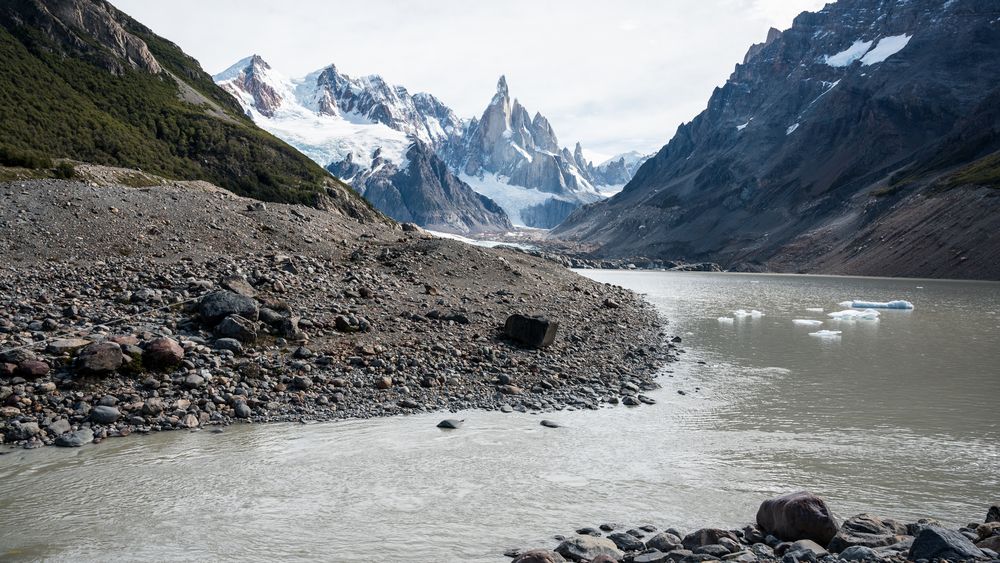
[117,0,828,161]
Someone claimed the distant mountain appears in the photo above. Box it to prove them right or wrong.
[0,0,374,218]
[554,0,1000,280]
[215,60,640,230]
[215,56,510,234]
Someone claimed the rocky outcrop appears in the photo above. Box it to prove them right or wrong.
[552,0,1000,280]
[334,141,512,234]
[520,198,581,230]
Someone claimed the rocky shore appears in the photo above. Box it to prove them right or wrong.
[0,173,674,448]
[507,493,1000,563]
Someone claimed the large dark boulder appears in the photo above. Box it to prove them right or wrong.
[214,315,258,343]
[197,290,259,325]
[827,514,909,553]
[512,549,566,563]
[756,491,839,546]
[988,504,1000,523]
[504,314,558,348]
[143,337,184,368]
[908,525,985,561]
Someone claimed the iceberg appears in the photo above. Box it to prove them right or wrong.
[850,300,914,310]
[717,317,735,324]
[809,330,842,338]
[793,319,823,326]
[733,309,765,318]
[828,309,880,321]
[805,308,824,313]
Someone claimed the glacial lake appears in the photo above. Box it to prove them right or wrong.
[1,271,998,562]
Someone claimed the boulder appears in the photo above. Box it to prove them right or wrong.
[646,532,683,552]
[76,342,124,373]
[198,290,259,324]
[608,531,644,551]
[213,338,244,354]
[786,540,827,557]
[45,418,71,435]
[15,360,49,378]
[977,522,1000,540]
[504,314,558,348]
[756,491,839,545]
[634,550,669,563]
[827,514,908,553]
[436,419,463,429]
[143,337,184,368]
[977,535,1000,551]
[221,276,256,297]
[512,549,567,563]
[45,338,91,354]
[141,398,164,417]
[693,544,730,558]
[908,525,985,561]
[234,401,252,419]
[214,315,258,343]
[989,504,1000,524]
[554,536,624,562]
[54,427,94,447]
[682,529,739,550]
[90,405,120,424]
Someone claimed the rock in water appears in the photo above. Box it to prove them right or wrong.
[76,342,125,373]
[436,419,463,429]
[512,549,567,563]
[54,428,94,447]
[90,405,120,424]
[756,491,839,545]
[540,420,560,428]
[143,337,184,368]
[504,314,558,348]
[909,525,985,561]
[197,290,259,324]
[554,536,624,562]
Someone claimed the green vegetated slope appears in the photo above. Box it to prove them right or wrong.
[0,0,373,213]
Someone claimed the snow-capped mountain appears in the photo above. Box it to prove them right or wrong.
[554,0,1000,279]
[214,55,509,234]
[215,59,639,230]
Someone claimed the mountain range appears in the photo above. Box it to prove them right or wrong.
[554,0,1000,279]
[214,57,647,232]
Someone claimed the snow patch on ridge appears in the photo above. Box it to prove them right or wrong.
[861,34,912,65]
[825,39,874,67]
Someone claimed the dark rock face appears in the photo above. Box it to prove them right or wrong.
[908,525,985,561]
[552,0,1000,280]
[756,491,839,546]
[336,141,512,234]
[504,314,558,348]
[521,198,581,230]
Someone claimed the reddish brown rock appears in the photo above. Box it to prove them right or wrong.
[757,491,840,546]
[143,337,184,368]
[15,360,49,379]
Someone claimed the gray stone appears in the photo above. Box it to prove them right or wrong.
[908,525,985,561]
[90,405,120,424]
[76,342,124,373]
[694,544,732,558]
[214,315,257,343]
[839,546,878,561]
[828,514,909,553]
[512,549,567,563]
[554,536,624,562]
[234,401,252,419]
[634,550,669,563]
[646,532,683,553]
[436,419,463,429]
[141,398,164,417]
[45,338,91,354]
[683,529,739,551]
[54,428,94,447]
[213,338,244,354]
[608,531,644,551]
[540,419,560,428]
[45,418,71,435]
[198,290,259,324]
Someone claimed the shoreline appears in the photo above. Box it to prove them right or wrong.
[506,493,1000,562]
[0,178,676,449]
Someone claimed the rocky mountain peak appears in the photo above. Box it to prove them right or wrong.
[214,54,284,117]
[496,75,509,98]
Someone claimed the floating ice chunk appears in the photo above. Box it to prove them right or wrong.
[793,319,824,326]
[733,309,765,318]
[805,307,824,313]
[828,309,880,321]
[809,330,842,338]
[717,317,735,324]
[838,301,854,308]
[850,300,913,310]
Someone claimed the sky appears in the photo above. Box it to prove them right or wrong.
[117,0,828,162]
